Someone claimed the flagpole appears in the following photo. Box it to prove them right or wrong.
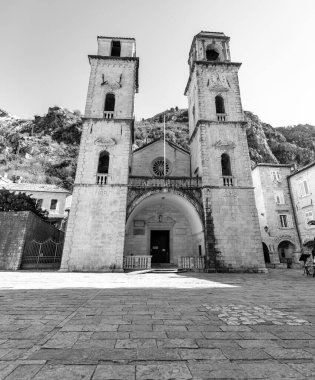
[163,115,166,180]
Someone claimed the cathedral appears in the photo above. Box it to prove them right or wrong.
[60,31,266,273]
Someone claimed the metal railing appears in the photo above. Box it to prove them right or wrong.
[96,173,108,185]
[222,175,233,186]
[21,239,64,270]
[217,113,227,121]
[128,176,202,188]
[104,111,114,119]
[178,256,205,270]
[123,255,152,270]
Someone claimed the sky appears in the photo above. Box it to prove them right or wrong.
[0,0,314,127]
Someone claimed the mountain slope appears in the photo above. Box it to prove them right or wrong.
[0,106,314,190]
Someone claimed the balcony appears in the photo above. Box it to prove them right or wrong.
[104,111,114,119]
[222,175,233,186]
[217,113,227,122]
[96,173,108,185]
[128,176,202,189]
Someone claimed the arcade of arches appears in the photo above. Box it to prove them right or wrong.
[125,192,204,265]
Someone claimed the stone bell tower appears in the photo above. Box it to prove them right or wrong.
[61,36,139,271]
[185,31,266,272]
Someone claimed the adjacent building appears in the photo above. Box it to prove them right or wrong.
[288,162,315,257]
[2,182,70,229]
[252,164,301,265]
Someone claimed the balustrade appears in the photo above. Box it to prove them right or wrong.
[178,256,205,270]
[128,176,202,188]
[104,111,114,119]
[123,255,152,269]
[222,175,233,186]
[217,113,227,121]
[96,173,108,185]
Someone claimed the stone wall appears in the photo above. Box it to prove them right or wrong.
[0,211,63,270]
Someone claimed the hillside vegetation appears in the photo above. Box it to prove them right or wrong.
[0,106,314,191]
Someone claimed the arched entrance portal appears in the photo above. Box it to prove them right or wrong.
[262,243,270,264]
[278,240,296,263]
[125,192,204,265]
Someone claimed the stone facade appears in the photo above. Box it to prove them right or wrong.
[185,32,266,272]
[61,32,266,272]
[288,162,315,257]
[252,164,301,264]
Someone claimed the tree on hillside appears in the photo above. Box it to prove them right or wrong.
[0,189,48,219]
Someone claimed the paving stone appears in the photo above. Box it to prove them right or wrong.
[115,339,157,349]
[287,362,315,377]
[153,325,187,331]
[179,348,226,360]
[33,364,95,380]
[239,361,305,379]
[4,364,43,380]
[118,324,153,332]
[130,332,167,339]
[91,332,130,339]
[202,332,242,339]
[279,339,315,349]
[236,339,281,348]
[136,363,192,380]
[273,331,315,340]
[72,339,116,349]
[238,332,278,340]
[92,364,135,380]
[157,339,198,348]
[222,348,272,360]
[196,339,240,349]
[264,347,314,360]
[166,331,204,339]
[220,325,253,332]
[135,349,181,361]
[0,362,18,380]
[187,360,247,379]
[42,332,81,349]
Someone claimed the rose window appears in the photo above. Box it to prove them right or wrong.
[152,159,170,177]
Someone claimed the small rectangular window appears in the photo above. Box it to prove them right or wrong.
[36,199,43,208]
[306,210,314,226]
[270,170,280,182]
[50,199,58,210]
[274,191,284,205]
[299,180,310,197]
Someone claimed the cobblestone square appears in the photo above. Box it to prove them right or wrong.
[0,269,314,379]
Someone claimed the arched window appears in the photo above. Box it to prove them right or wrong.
[111,40,121,57]
[104,93,115,112]
[215,95,225,114]
[98,151,109,174]
[221,153,232,176]
[206,49,219,61]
